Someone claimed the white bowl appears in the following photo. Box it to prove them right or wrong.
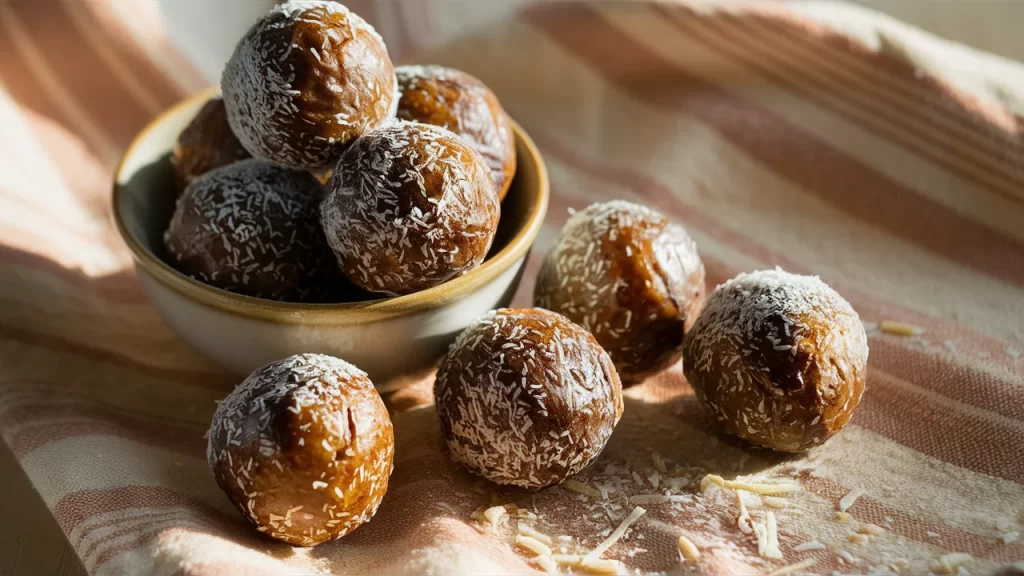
[113,88,549,389]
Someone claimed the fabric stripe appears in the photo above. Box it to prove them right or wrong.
[658,6,1024,206]
[740,13,1024,181]
[61,0,164,117]
[0,324,232,388]
[86,0,208,93]
[856,370,1024,483]
[524,4,1024,289]
[3,404,205,460]
[626,9,1024,245]
[5,1,153,147]
[0,3,120,163]
[753,10,1024,139]
[67,0,188,109]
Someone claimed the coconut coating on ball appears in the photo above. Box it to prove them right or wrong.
[434,308,623,488]
[396,65,515,198]
[164,159,356,303]
[320,122,500,295]
[207,354,394,546]
[535,201,706,385]
[683,269,868,452]
[222,1,397,170]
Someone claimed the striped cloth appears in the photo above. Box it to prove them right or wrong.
[1,1,1023,574]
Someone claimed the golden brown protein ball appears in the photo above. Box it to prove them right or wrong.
[208,353,394,546]
[434,308,623,488]
[222,1,397,171]
[164,159,360,303]
[172,97,250,192]
[682,269,868,453]
[321,122,500,295]
[534,201,706,385]
[395,65,516,199]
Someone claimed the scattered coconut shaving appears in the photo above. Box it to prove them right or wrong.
[765,511,783,559]
[793,540,826,552]
[879,321,923,337]
[516,534,553,557]
[751,512,783,559]
[519,524,554,546]
[533,555,557,573]
[554,555,622,574]
[737,490,753,534]
[839,489,864,512]
[583,506,646,563]
[628,494,691,505]
[858,523,884,536]
[564,479,604,499]
[678,534,700,560]
[765,558,817,576]
[763,496,788,509]
[930,553,972,574]
[702,474,799,495]
[484,505,506,531]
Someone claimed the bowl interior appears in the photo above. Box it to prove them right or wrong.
[114,90,544,319]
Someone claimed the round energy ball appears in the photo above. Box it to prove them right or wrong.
[164,159,351,302]
[395,65,516,198]
[222,1,397,170]
[683,269,868,452]
[320,122,500,295]
[207,354,394,546]
[534,201,706,384]
[172,97,251,191]
[434,308,623,488]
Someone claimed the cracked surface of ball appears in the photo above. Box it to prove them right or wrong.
[535,201,706,384]
[683,269,868,452]
[208,353,394,546]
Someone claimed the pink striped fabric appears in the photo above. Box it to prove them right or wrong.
[0,1,1022,574]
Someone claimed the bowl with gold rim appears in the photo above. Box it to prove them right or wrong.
[112,87,549,388]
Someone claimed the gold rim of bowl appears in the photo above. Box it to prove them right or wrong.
[112,87,549,326]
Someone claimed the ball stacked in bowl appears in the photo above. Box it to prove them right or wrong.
[165,0,516,302]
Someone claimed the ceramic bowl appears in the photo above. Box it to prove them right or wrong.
[113,87,549,389]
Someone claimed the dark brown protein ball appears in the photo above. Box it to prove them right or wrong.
[534,201,706,385]
[434,308,623,488]
[208,354,394,546]
[683,269,868,453]
[320,122,500,295]
[164,159,360,303]
[396,65,516,199]
[172,97,250,192]
[222,1,397,171]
